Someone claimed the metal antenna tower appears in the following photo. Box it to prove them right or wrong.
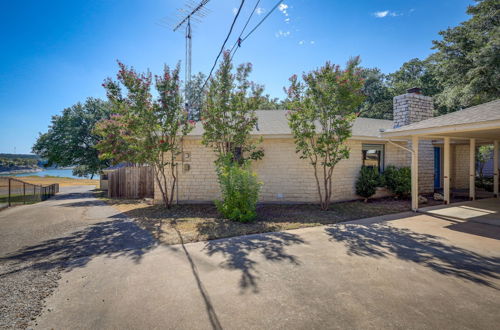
[172,0,211,88]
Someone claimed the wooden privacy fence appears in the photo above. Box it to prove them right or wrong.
[107,166,154,199]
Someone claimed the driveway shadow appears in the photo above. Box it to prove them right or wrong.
[203,232,306,293]
[325,223,500,288]
[1,217,155,277]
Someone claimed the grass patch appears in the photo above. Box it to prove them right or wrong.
[97,191,413,245]
[17,176,99,187]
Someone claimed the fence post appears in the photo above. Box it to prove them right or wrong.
[23,183,26,204]
[8,178,11,207]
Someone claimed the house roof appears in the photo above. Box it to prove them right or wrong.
[189,110,393,139]
[382,99,500,138]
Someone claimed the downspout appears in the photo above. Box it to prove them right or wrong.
[387,139,414,155]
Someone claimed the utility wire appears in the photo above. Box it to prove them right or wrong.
[201,0,246,91]
[231,0,283,60]
[229,0,261,61]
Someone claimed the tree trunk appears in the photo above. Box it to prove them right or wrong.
[154,166,169,208]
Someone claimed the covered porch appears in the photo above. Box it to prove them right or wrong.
[382,100,500,211]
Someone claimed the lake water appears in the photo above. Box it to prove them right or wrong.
[2,169,99,179]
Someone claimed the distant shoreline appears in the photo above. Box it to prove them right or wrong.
[0,168,42,175]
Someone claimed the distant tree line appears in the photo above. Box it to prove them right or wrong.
[359,0,499,119]
[0,157,39,167]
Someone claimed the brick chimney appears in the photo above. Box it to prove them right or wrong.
[393,88,434,128]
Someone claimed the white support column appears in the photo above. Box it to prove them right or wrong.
[469,138,476,200]
[494,140,499,198]
[411,136,419,211]
[443,137,451,204]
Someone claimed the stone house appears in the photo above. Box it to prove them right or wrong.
[154,90,499,206]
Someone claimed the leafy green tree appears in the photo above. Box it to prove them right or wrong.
[286,58,366,210]
[387,58,441,97]
[202,51,264,163]
[32,98,111,178]
[184,72,207,120]
[95,62,194,208]
[431,0,500,111]
[202,51,264,221]
[258,94,284,110]
[358,68,393,119]
[476,145,494,181]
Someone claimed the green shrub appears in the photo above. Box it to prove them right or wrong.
[355,166,380,201]
[476,176,494,192]
[382,165,411,198]
[215,160,262,222]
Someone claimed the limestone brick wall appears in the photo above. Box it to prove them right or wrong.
[451,144,470,189]
[154,138,419,204]
[385,141,410,167]
[415,139,435,193]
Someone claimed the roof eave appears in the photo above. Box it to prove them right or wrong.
[382,119,500,138]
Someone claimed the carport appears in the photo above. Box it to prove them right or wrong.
[382,100,500,211]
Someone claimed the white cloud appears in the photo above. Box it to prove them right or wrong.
[278,3,289,16]
[255,7,265,15]
[310,40,315,45]
[285,18,290,23]
[373,10,389,18]
[373,10,401,18]
[275,30,291,38]
[298,40,304,45]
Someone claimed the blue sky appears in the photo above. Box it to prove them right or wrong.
[0,0,473,154]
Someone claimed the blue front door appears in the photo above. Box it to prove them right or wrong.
[434,147,441,189]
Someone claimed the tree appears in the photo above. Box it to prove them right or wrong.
[95,62,194,208]
[476,145,493,181]
[431,0,500,111]
[202,51,264,163]
[202,51,264,221]
[32,98,111,178]
[286,58,366,210]
[258,94,285,110]
[387,58,441,97]
[358,68,393,119]
[184,72,207,120]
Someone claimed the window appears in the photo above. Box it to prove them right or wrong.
[233,146,243,163]
[362,144,384,173]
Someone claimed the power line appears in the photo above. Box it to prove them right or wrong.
[228,0,261,61]
[231,0,283,60]
[201,0,246,91]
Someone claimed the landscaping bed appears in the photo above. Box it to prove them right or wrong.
[98,193,419,245]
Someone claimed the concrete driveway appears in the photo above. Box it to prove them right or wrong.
[2,187,499,329]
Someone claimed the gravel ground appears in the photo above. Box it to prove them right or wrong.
[0,185,128,329]
[0,260,61,329]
